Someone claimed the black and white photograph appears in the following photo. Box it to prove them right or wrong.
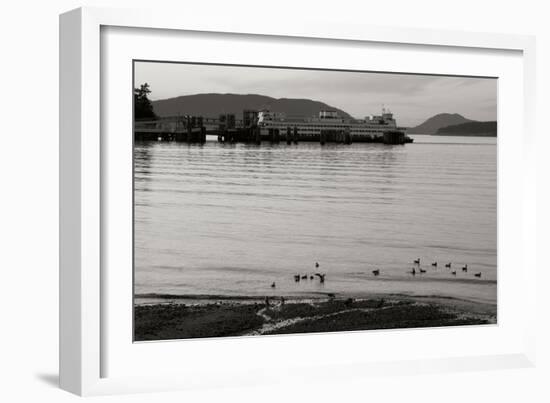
[133,61,497,341]
[3,0,548,400]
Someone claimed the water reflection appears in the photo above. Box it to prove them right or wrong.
[134,135,497,303]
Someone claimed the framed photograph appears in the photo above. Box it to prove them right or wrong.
[60,7,537,396]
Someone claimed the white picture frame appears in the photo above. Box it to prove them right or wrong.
[59,6,537,396]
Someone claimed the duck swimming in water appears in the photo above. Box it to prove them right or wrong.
[315,273,326,283]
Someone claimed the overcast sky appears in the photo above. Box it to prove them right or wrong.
[135,61,497,127]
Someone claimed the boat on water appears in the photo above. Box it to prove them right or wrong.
[134,107,413,145]
[257,108,413,144]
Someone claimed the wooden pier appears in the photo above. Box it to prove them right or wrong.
[134,115,207,143]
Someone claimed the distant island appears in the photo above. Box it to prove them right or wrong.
[408,113,497,136]
[408,113,472,134]
[151,93,352,120]
[435,121,497,137]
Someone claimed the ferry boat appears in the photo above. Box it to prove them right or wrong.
[257,108,412,144]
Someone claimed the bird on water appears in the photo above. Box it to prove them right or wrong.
[315,273,326,283]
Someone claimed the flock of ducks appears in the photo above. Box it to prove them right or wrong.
[271,262,326,289]
[293,262,326,283]
[269,259,483,289]
[368,258,481,278]
[293,272,326,283]
[404,258,481,278]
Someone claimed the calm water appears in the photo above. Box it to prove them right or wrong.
[134,135,497,304]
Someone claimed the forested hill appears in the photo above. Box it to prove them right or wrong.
[151,93,353,119]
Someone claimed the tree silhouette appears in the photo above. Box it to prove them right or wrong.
[134,83,157,119]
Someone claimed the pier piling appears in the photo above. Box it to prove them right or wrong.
[271,128,280,143]
[320,130,327,145]
[344,128,352,145]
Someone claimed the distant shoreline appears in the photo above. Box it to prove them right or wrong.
[134,293,496,341]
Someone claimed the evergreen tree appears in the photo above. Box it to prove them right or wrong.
[134,83,157,119]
